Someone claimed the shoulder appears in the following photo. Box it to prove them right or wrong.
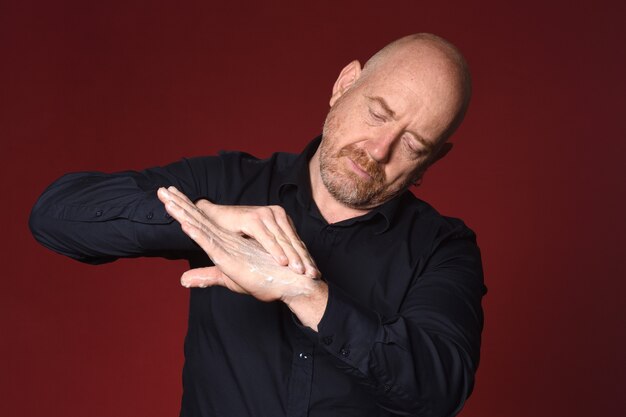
[393,192,478,251]
[216,149,298,171]
[394,193,485,293]
[210,149,298,203]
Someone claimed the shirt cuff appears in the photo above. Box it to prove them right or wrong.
[309,282,383,375]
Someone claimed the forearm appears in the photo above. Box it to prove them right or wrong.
[300,236,485,416]
[30,157,222,263]
[314,284,480,417]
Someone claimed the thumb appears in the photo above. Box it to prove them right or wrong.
[181,266,228,288]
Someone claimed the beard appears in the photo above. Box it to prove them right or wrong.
[319,111,417,209]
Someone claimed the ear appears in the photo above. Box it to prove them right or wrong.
[330,60,362,107]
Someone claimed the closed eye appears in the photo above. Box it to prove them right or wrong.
[402,136,427,158]
[369,107,386,122]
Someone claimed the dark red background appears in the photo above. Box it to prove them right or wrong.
[2,1,624,416]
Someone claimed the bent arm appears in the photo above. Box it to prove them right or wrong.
[29,157,223,264]
[311,230,485,417]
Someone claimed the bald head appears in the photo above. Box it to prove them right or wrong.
[314,33,472,212]
[359,33,472,142]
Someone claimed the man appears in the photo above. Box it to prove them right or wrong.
[30,33,486,417]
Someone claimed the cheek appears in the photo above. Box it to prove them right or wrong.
[384,163,420,186]
[325,103,367,141]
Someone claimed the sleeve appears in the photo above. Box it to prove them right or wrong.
[314,226,486,417]
[28,156,223,264]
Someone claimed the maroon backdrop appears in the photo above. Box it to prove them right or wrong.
[2,1,624,416]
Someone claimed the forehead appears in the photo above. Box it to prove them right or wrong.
[357,48,463,141]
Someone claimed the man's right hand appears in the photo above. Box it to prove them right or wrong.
[164,187,319,278]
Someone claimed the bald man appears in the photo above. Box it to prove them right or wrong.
[30,34,486,417]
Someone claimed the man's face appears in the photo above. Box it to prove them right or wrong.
[319,58,460,210]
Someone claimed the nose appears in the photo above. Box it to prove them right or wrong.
[364,133,397,163]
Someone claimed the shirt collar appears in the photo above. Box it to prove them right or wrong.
[278,135,409,234]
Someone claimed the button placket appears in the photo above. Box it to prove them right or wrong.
[286,334,315,417]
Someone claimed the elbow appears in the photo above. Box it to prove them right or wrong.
[419,371,476,417]
[428,366,475,417]
[416,335,477,417]
[29,175,65,249]
[376,362,475,417]
[29,173,119,265]
[28,196,53,250]
[28,191,103,264]
[420,347,477,417]
[395,366,474,417]
[378,334,478,417]
[28,196,65,257]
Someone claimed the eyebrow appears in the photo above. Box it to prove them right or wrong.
[366,95,435,152]
[367,95,397,119]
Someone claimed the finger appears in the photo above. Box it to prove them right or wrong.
[167,186,195,206]
[180,220,220,255]
[157,187,173,205]
[181,266,226,288]
[181,267,247,294]
[159,187,206,224]
[163,198,202,230]
[241,221,290,267]
[260,213,305,274]
[157,186,192,207]
[276,211,320,278]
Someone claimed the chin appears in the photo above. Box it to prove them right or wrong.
[323,174,399,209]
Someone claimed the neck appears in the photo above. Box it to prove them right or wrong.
[308,149,370,224]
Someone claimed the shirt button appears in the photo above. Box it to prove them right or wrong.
[95,210,103,217]
[298,352,310,360]
[340,348,350,357]
[322,336,333,346]
[146,211,154,220]
[383,384,391,393]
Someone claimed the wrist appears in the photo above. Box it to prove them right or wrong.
[283,279,328,331]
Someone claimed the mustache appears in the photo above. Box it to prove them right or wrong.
[338,145,385,183]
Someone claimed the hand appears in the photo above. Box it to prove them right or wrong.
[157,186,323,302]
[167,187,319,278]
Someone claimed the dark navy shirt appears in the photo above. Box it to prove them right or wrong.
[29,137,486,417]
